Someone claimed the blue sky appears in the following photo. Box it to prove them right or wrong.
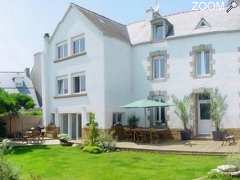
[0,0,227,71]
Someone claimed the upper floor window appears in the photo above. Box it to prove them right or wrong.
[72,72,86,94]
[196,50,210,76]
[153,23,165,41]
[56,42,68,60]
[57,76,68,95]
[72,36,85,55]
[152,55,166,79]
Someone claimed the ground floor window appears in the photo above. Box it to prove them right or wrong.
[150,95,167,128]
[60,113,82,140]
[112,113,123,126]
[50,113,55,125]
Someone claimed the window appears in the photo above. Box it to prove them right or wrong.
[151,96,166,128]
[56,42,68,60]
[112,113,123,126]
[50,113,55,125]
[153,23,165,41]
[57,77,68,95]
[72,37,85,55]
[152,55,166,79]
[196,18,210,29]
[196,50,210,76]
[72,73,86,93]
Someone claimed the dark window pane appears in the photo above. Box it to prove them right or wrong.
[200,103,210,120]
[74,77,80,93]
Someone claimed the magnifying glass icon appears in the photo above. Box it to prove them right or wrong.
[227,0,238,13]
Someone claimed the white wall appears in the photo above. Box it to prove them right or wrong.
[103,36,132,128]
[131,31,240,129]
[43,6,106,128]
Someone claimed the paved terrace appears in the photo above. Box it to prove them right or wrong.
[116,140,240,155]
[10,139,240,154]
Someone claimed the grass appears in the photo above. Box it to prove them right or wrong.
[6,145,224,180]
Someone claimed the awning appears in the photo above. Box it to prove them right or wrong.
[121,99,172,108]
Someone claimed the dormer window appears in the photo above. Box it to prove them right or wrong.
[196,18,210,29]
[153,23,165,41]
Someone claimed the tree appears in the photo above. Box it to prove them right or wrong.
[0,89,35,137]
[172,95,191,131]
[209,89,227,132]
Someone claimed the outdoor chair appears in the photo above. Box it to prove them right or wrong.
[221,131,236,146]
[135,130,148,143]
[149,129,159,144]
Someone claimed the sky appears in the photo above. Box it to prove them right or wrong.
[0,0,228,71]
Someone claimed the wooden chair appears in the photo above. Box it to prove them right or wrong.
[124,129,133,142]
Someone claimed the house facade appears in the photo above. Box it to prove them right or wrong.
[42,3,240,139]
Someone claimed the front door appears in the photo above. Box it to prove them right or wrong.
[198,95,211,135]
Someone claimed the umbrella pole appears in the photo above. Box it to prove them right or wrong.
[144,108,146,128]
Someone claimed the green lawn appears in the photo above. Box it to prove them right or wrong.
[7,145,224,180]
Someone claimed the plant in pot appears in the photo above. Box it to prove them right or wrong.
[172,95,192,140]
[127,115,139,129]
[209,89,227,141]
[58,134,73,146]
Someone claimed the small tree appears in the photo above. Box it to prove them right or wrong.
[86,113,99,146]
[209,89,227,132]
[172,95,191,131]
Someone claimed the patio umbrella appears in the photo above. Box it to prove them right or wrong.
[121,99,173,128]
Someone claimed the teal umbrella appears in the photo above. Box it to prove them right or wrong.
[121,99,173,128]
[121,99,172,108]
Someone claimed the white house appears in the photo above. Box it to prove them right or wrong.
[42,3,240,139]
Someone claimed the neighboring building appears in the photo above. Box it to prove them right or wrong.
[0,69,40,107]
[42,3,240,140]
[31,52,43,107]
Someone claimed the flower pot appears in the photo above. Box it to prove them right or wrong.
[180,130,192,140]
[212,131,224,141]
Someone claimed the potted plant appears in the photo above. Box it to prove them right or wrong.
[209,89,227,141]
[127,115,139,129]
[172,95,192,140]
[58,134,73,146]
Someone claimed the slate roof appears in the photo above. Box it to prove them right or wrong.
[0,72,39,107]
[72,4,240,45]
[73,3,129,43]
[127,8,240,45]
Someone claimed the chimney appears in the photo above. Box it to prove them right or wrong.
[44,33,50,40]
[25,68,30,78]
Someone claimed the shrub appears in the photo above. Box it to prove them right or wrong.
[85,113,99,146]
[82,145,103,154]
[0,139,13,155]
[58,134,70,142]
[98,131,116,152]
[0,159,19,180]
[127,115,139,129]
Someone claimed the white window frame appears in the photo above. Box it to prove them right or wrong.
[196,50,210,77]
[153,22,165,41]
[152,55,166,80]
[71,35,85,55]
[56,76,68,96]
[71,72,86,94]
[56,41,68,60]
